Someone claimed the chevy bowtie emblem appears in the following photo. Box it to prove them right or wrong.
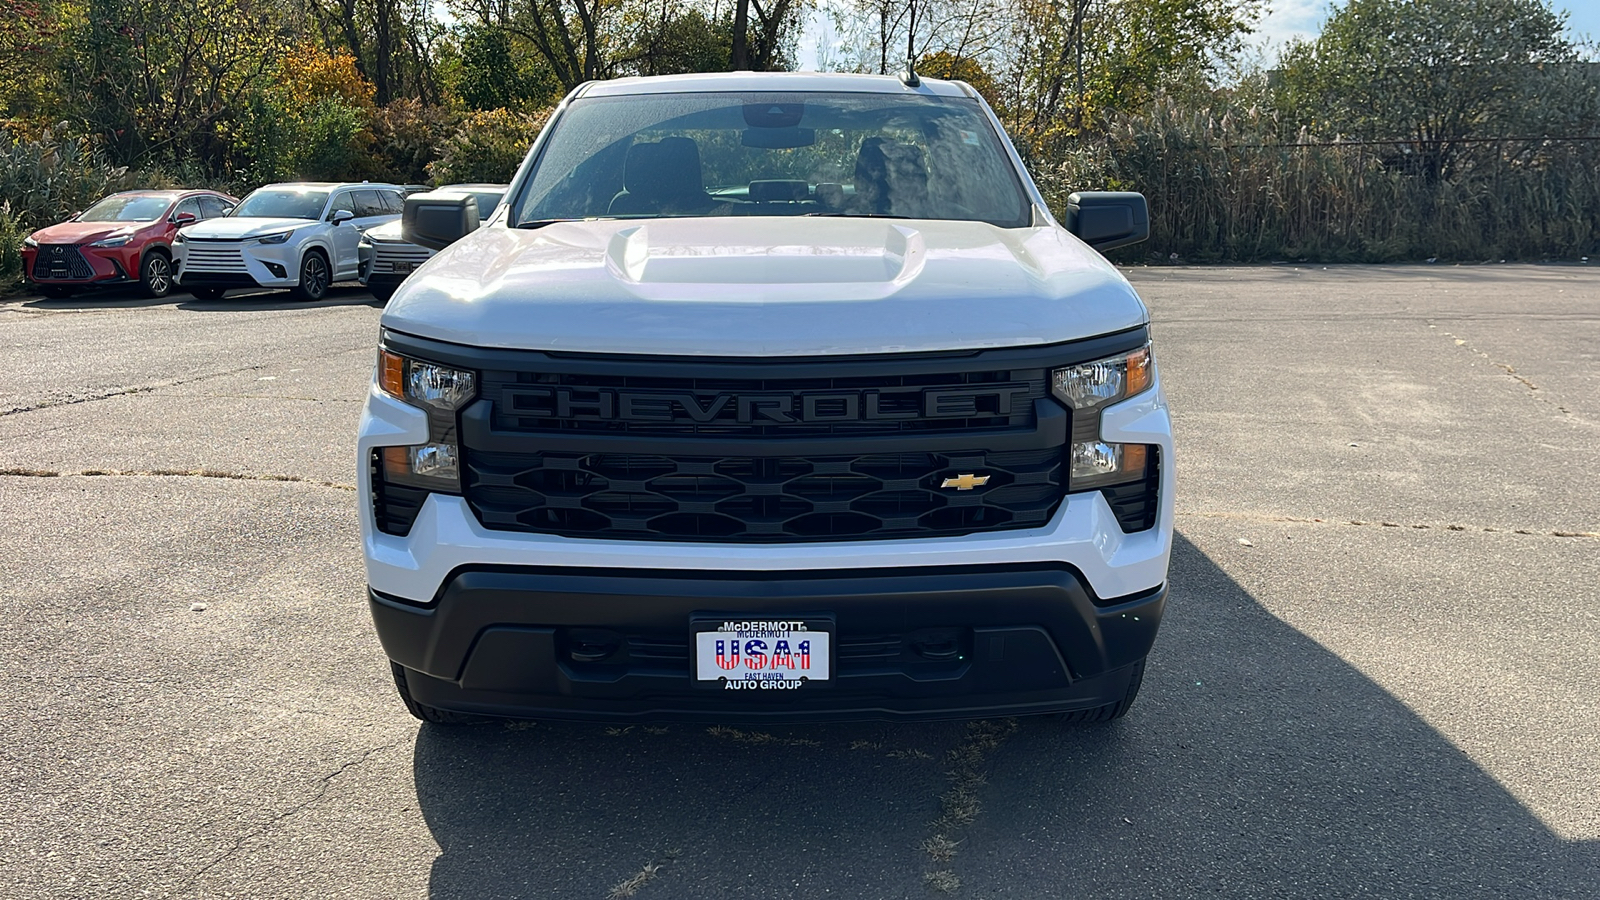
[941,473,990,491]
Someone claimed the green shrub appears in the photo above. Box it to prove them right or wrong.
[0,202,26,293]
[0,126,131,226]
[289,98,370,181]
[426,107,553,185]
[362,100,460,184]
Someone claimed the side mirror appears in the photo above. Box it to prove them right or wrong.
[1065,192,1150,252]
[221,205,236,216]
[402,191,479,251]
[330,209,356,226]
[173,212,197,226]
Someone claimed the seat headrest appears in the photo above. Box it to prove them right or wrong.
[624,137,705,197]
[853,138,929,215]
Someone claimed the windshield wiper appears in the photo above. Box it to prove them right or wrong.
[515,217,611,229]
[803,212,912,219]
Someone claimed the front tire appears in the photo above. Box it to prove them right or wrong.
[140,251,173,298]
[187,286,226,300]
[390,662,486,725]
[290,250,330,302]
[367,283,396,303]
[1058,658,1146,724]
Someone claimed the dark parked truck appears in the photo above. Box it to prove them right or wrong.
[359,72,1171,724]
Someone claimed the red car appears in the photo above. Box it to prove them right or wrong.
[21,190,238,299]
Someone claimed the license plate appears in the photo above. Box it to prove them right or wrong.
[694,619,831,690]
[391,261,415,273]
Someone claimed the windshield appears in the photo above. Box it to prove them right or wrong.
[231,188,330,220]
[78,195,172,223]
[512,92,1030,227]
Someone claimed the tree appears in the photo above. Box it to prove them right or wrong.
[456,25,528,109]
[0,0,67,126]
[731,0,800,71]
[1276,0,1579,180]
[1001,0,1258,139]
[451,0,618,91]
[62,0,294,168]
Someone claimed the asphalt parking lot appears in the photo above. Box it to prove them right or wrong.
[1,267,1596,899]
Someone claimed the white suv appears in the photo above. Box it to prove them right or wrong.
[174,182,404,300]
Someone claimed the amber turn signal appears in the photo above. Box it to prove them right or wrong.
[378,349,406,399]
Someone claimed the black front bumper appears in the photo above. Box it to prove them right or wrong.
[371,563,1165,723]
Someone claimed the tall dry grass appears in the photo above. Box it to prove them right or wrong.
[1035,100,1600,263]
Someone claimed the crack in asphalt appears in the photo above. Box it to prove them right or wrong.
[1179,510,1599,539]
[0,467,356,491]
[1436,327,1596,426]
[0,363,270,417]
[176,738,407,894]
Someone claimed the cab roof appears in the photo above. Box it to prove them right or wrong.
[256,182,402,191]
[578,71,975,100]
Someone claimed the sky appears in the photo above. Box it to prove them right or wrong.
[796,1,1600,72]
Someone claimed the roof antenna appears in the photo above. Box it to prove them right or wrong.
[899,0,921,87]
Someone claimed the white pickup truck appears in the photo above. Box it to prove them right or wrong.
[358,72,1172,725]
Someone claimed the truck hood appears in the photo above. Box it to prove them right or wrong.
[29,221,155,245]
[381,217,1149,356]
[180,217,315,240]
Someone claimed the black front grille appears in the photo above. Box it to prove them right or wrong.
[464,447,1063,542]
[480,368,1048,437]
[381,326,1151,544]
[32,245,93,280]
[370,450,429,536]
[1101,447,1161,533]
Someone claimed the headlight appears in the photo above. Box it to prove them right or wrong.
[379,443,460,490]
[1068,442,1150,490]
[172,231,186,244]
[373,348,477,497]
[1050,344,1152,411]
[378,349,477,411]
[88,235,132,248]
[22,236,38,248]
[255,230,293,244]
[1052,342,1158,497]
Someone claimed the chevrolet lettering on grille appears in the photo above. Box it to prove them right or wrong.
[500,385,1034,424]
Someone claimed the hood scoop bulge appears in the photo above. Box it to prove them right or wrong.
[603,220,927,301]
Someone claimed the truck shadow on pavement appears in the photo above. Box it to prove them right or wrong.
[410,534,1598,899]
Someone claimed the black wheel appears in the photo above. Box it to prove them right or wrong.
[368,283,396,303]
[140,251,173,298]
[390,662,487,725]
[1058,658,1146,724]
[187,286,226,300]
[290,250,330,301]
[38,285,74,299]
